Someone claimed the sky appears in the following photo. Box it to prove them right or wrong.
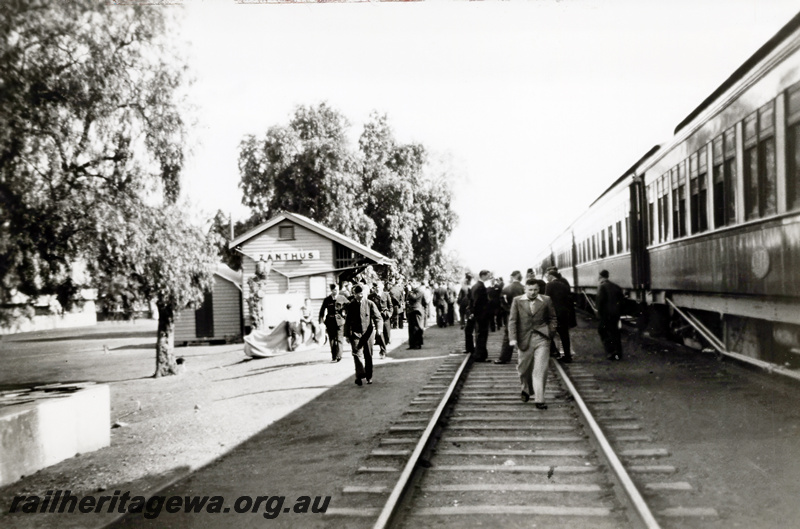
[176,0,800,280]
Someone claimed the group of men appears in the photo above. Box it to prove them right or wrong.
[317,278,435,386]
[460,266,623,409]
[312,267,626,398]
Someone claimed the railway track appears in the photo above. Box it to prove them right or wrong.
[326,340,720,529]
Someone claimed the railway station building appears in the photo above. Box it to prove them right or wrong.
[229,212,394,332]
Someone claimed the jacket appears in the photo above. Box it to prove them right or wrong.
[507,294,558,351]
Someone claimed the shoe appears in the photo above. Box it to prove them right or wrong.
[535,403,548,410]
[607,354,622,361]
[549,351,560,358]
[355,378,362,386]
[493,360,509,364]
[336,357,342,362]
[520,391,530,402]
[558,356,572,364]
[366,379,373,385]
[331,359,337,363]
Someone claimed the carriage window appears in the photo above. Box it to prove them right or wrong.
[672,165,687,239]
[788,82,800,210]
[658,174,669,241]
[690,150,709,234]
[743,104,776,221]
[713,129,737,227]
[607,225,614,256]
[647,184,655,245]
[617,220,623,253]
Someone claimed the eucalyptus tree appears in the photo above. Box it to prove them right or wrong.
[1,1,214,375]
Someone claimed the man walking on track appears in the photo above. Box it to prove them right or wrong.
[596,269,624,361]
[545,266,574,363]
[470,270,492,362]
[495,270,525,364]
[318,283,345,362]
[508,278,557,409]
[344,284,383,386]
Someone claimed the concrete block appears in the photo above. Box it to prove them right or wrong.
[0,383,110,486]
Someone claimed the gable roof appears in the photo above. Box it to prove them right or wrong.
[229,212,395,266]
[213,262,242,289]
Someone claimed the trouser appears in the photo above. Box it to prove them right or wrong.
[517,334,550,403]
[374,323,387,355]
[391,308,399,329]
[436,305,447,327]
[325,320,343,360]
[407,310,424,348]
[382,317,391,345]
[448,303,456,326]
[464,317,475,353]
[550,323,572,357]
[350,330,374,381]
[473,317,490,361]
[286,322,299,351]
[459,304,468,329]
[398,310,405,329]
[498,316,513,362]
[599,319,622,357]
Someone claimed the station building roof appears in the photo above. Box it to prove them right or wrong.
[228,211,395,267]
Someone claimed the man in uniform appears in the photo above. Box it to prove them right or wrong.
[318,283,346,362]
[433,282,449,327]
[458,273,473,330]
[596,269,624,361]
[344,284,383,386]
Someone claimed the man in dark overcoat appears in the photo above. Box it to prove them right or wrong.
[545,266,574,363]
[433,282,449,328]
[405,280,426,349]
[495,270,525,364]
[344,284,383,385]
[596,269,624,361]
[470,270,492,362]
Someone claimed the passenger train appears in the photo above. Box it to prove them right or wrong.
[535,11,800,377]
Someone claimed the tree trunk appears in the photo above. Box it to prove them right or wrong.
[154,303,178,377]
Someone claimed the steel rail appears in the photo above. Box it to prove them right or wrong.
[552,358,662,529]
[372,354,471,529]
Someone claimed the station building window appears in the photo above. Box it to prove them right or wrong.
[786,82,800,210]
[278,225,295,240]
[743,101,777,220]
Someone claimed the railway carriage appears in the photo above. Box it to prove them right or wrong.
[539,11,800,374]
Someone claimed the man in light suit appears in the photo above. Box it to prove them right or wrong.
[344,284,383,386]
[508,278,558,409]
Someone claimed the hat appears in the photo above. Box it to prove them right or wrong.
[546,266,558,275]
[599,270,609,278]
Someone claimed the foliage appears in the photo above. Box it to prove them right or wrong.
[90,200,219,376]
[238,105,460,280]
[0,0,188,307]
[238,103,376,246]
[1,1,207,376]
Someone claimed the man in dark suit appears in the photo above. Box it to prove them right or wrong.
[470,270,492,362]
[318,283,345,362]
[596,269,624,361]
[495,270,525,364]
[508,278,557,409]
[344,284,383,385]
[545,266,574,363]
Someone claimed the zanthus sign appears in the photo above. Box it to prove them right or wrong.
[263,250,319,262]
